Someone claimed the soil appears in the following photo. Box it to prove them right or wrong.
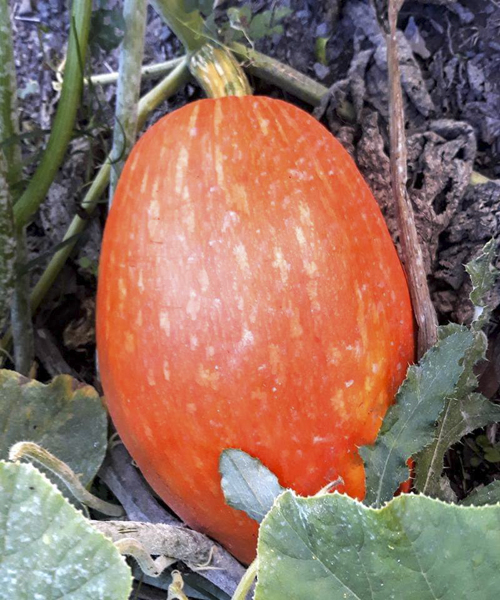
[5,0,500,597]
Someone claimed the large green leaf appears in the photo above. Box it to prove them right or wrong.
[465,239,498,331]
[220,448,284,523]
[360,329,474,507]
[461,479,500,507]
[255,490,500,600]
[0,461,131,599]
[414,242,500,498]
[415,392,500,497]
[0,370,107,486]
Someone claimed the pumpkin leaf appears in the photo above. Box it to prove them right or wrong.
[219,449,284,523]
[415,392,500,498]
[225,7,291,43]
[0,369,107,489]
[461,479,500,506]
[414,242,500,498]
[466,239,499,331]
[360,328,474,507]
[255,490,500,600]
[0,461,132,599]
[248,8,292,41]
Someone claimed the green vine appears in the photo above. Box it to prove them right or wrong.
[13,0,92,229]
[109,0,148,205]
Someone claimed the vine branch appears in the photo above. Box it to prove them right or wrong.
[0,0,33,373]
[13,0,92,229]
[109,0,148,206]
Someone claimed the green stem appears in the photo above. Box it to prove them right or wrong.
[87,56,184,87]
[0,0,22,187]
[0,59,190,358]
[230,41,335,110]
[13,0,92,229]
[0,0,19,324]
[0,156,15,331]
[0,0,33,373]
[231,558,258,600]
[11,229,34,375]
[109,0,148,206]
[150,0,206,53]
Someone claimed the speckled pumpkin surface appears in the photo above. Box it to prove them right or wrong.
[96,96,415,564]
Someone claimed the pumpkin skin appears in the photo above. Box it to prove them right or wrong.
[97,96,414,564]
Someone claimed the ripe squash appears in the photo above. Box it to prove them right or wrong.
[97,96,415,564]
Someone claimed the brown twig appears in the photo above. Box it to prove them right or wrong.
[386,0,438,357]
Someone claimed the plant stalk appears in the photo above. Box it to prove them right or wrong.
[0,0,22,187]
[10,229,34,375]
[13,0,92,229]
[109,0,148,206]
[0,0,34,373]
[87,56,184,87]
[0,157,15,331]
[231,558,258,600]
[230,42,334,109]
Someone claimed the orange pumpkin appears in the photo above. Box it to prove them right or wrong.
[97,96,414,564]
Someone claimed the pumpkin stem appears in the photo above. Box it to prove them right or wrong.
[190,44,252,98]
[151,1,252,98]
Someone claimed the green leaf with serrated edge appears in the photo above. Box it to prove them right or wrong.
[220,449,284,523]
[0,370,107,487]
[255,490,500,600]
[439,322,486,392]
[461,479,500,506]
[466,239,499,330]
[360,329,474,507]
[415,392,500,497]
[0,461,132,600]
[414,244,499,497]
